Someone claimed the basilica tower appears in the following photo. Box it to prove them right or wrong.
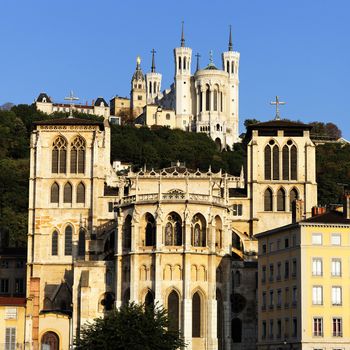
[174,23,192,129]
[221,26,240,144]
[145,49,162,104]
[130,56,146,117]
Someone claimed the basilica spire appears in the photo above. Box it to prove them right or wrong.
[228,25,233,51]
[195,53,201,71]
[151,49,156,73]
[181,21,185,47]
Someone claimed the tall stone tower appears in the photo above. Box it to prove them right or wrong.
[174,23,192,128]
[130,56,146,117]
[221,26,240,144]
[145,49,162,104]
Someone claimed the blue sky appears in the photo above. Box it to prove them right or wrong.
[1,0,350,138]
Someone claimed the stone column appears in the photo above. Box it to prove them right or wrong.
[154,217,163,307]
[207,252,218,350]
[115,217,124,308]
[130,222,139,302]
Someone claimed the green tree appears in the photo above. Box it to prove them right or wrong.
[75,303,186,350]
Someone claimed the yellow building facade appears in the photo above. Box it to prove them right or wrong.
[257,207,350,350]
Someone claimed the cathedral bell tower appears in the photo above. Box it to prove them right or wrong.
[174,22,192,128]
[130,56,146,117]
[222,26,240,143]
[146,49,162,104]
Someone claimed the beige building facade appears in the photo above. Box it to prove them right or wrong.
[256,206,350,350]
[24,115,318,349]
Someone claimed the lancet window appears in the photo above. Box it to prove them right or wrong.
[70,136,85,174]
[52,137,67,173]
[192,214,206,247]
[164,212,182,246]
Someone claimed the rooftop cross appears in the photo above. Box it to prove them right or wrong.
[151,49,156,72]
[64,91,79,118]
[195,53,201,71]
[270,96,286,120]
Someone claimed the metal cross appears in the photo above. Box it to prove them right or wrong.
[195,53,201,71]
[64,90,79,118]
[209,50,213,64]
[270,96,286,120]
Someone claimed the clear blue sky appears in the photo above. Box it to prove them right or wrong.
[1,0,350,138]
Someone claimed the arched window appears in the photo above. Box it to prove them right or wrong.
[226,61,230,73]
[231,318,242,343]
[52,137,67,173]
[205,85,210,111]
[149,81,152,94]
[145,290,154,308]
[277,188,286,211]
[179,57,182,70]
[282,145,289,180]
[63,182,72,203]
[64,225,72,255]
[192,214,206,247]
[183,56,187,70]
[199,89,203,112]
[78,228,85,256]
[76,182,85,204]
[264,188,273,211]
[153,81,157,94]
[41,331,59,350]
[264,145,271,180]
[220,92,223,112]
[213,89,218,111]
[192,292,201,337]
[52,231,58,256]
[168,291,180,332]
[50,182,59,203]
[215,216,222,249]
[291,145,297,180]
[165,212,182,246]
[273,145,279,180]
[70,136,85,174]
[290,188,298,211]
[144,213,156,246]
[123,215,132,250]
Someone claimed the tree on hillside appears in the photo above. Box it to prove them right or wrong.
[74,303,186,350]
[310,121,342,139]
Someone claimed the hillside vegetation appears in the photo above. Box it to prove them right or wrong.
[0,104,348,247]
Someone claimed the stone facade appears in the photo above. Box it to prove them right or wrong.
[25,116,317,349]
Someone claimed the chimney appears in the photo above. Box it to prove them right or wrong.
[312,206,326,217]
[292,199,304,223]
[343,194,350,219]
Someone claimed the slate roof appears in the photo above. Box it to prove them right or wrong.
[248,120,312,129]
[36,92,52,103]
[94,97,109,107]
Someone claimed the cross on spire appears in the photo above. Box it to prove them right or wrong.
[151,49,156,72]
[181,21,185,47]
[228,25,233,51]
[270,96,286,120]
[64,90,79,118]
[195,53,201,71]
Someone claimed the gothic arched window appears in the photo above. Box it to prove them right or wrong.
[213,89,218,111]
[123,215,132,250]
[145,290,154,308]
[64,225,73,255]
[282,145,289,180]
[52,230,58,256]
[144,213,156,246]
[192,214,206,247]
[76,182,85,204]
[226,61,230,73]
[183,56,187,70]
[70,136,85,174]
[41,332,59,350]
[264,145,271,180]
[215,216,222,249]
[179,57,182,71]
[231,318,242,343]
[50,182,59,203]
[205,85,210,111]
[149,81,152,94]
[192,292,201,337]
[153,81,157,94]
[168,291,180,332]
[291,145,297,180]
[277,188,286,211]
[63,182,72,203]
[52,137,67,173]
[264,188,273,211]
[273,145,279,180]
[78,228,85,257]
[290,188,298,211]
[165,212,182,246]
